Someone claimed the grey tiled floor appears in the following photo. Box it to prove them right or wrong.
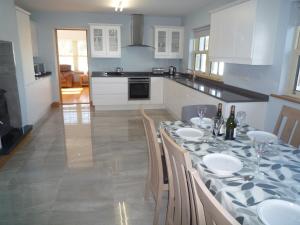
[0,104,173,225]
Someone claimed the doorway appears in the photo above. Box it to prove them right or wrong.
[56,29,90,104]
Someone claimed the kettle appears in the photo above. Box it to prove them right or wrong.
[169,66,176,75]
[116,67,123,73]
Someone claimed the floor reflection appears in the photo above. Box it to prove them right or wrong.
[62,104,94,168]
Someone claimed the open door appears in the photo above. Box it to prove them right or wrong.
[56,29,90,104]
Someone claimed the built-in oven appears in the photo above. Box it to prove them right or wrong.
[128,77,150,100]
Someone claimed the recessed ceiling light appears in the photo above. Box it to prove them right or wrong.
[114,0,123,12]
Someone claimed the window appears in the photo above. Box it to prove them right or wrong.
[191,27,224,80]
[58,39,88,73]
[293,27,300,93]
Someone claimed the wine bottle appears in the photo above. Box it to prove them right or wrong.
[216,103,222,119]
[225,105,237,140]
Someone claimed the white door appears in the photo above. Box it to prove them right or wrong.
[106,26,121,58]
[155,28,169,58]
[169,28,183,58]
[90,25,106,57]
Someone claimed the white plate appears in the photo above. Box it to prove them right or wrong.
[176,128,204,141]
[202,153,242,177]
[257,199,300,225]
[190,117,213,127]
[247,131,278,143]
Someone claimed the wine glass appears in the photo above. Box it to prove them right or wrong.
[197,106,207,122]
[236,111,246,134]
[253,137,267,178]
[212,117,223,145]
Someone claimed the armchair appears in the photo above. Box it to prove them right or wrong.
[60,64,74,88]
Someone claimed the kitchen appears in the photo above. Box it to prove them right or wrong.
[0,0,300,225]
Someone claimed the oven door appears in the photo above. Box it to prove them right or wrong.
[128,78,150,100]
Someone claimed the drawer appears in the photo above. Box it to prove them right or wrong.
[92,94,127,105]
[92,83,127,94]
[92,77,127,84]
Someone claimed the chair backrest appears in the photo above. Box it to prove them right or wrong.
[141,109,164,199]
[60,64,72,72]
[273,105,300,148]
[181,105,217,123]
[160,128,193,225]
[189,168,240,225]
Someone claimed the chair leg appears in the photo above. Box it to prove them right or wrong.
[153,192,162,225]
[144,172,151,200]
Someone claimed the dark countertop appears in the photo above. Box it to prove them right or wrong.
[91,71,269,103]
[92,71,166,77]
[35,71,52,80]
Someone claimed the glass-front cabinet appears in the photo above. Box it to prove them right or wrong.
[90,24,121,58]
[154,26,184,59]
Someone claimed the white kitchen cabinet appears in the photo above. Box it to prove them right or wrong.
[209,0,280,65]
[30,20,38,57]
[91,78,127,107]
[151,77,164,104]
[154,26,184,59]
[89,24,121,58]
[16,7,35,85]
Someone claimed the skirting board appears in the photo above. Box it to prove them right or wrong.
[95,104,165,111]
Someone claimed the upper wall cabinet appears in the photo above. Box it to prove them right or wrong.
[30,20,38,57]
[209,0,280,65]
[89,24,121,58]
[154,26,184,59]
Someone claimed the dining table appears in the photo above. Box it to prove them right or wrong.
[159,120,300,225]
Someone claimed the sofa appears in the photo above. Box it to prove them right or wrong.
[60,64,74,88]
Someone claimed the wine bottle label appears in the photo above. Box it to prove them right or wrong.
[233,128,237,138]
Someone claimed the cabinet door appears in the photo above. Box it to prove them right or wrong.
[234,0,255,60]
[90,25,106,57]
[169,28,184,58]
[155,28,169,58]
[16,10,35,85]
[30,21,38,57]
[151,77,164,104]
[210,7,236,61]
[106,26,121,58]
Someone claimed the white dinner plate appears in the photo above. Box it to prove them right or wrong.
[202,153,242,177]
[247,131,278,143]
[176,128,204,141]
[190,117,213,127]
[257,199,300,225]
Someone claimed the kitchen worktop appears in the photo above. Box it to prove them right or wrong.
[91,71,167,77]
[91,71,269,103]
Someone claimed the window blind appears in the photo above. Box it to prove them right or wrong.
[193,25,210,38]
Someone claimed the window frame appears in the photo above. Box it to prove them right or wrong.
[290,26,300,97]
[293,27,300,95]
[191,34,224,81]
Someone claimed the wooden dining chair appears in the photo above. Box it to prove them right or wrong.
[141,109,169,225]
[181,105,217,123]
[273,105,300,148]
[160,128,200,225]
[188,168,240,225]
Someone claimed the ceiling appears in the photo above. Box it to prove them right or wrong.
[15,0,233,16]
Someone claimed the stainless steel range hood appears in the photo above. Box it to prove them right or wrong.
[127,14,153,48]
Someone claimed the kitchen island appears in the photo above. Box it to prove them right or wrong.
[91,72,269,129]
